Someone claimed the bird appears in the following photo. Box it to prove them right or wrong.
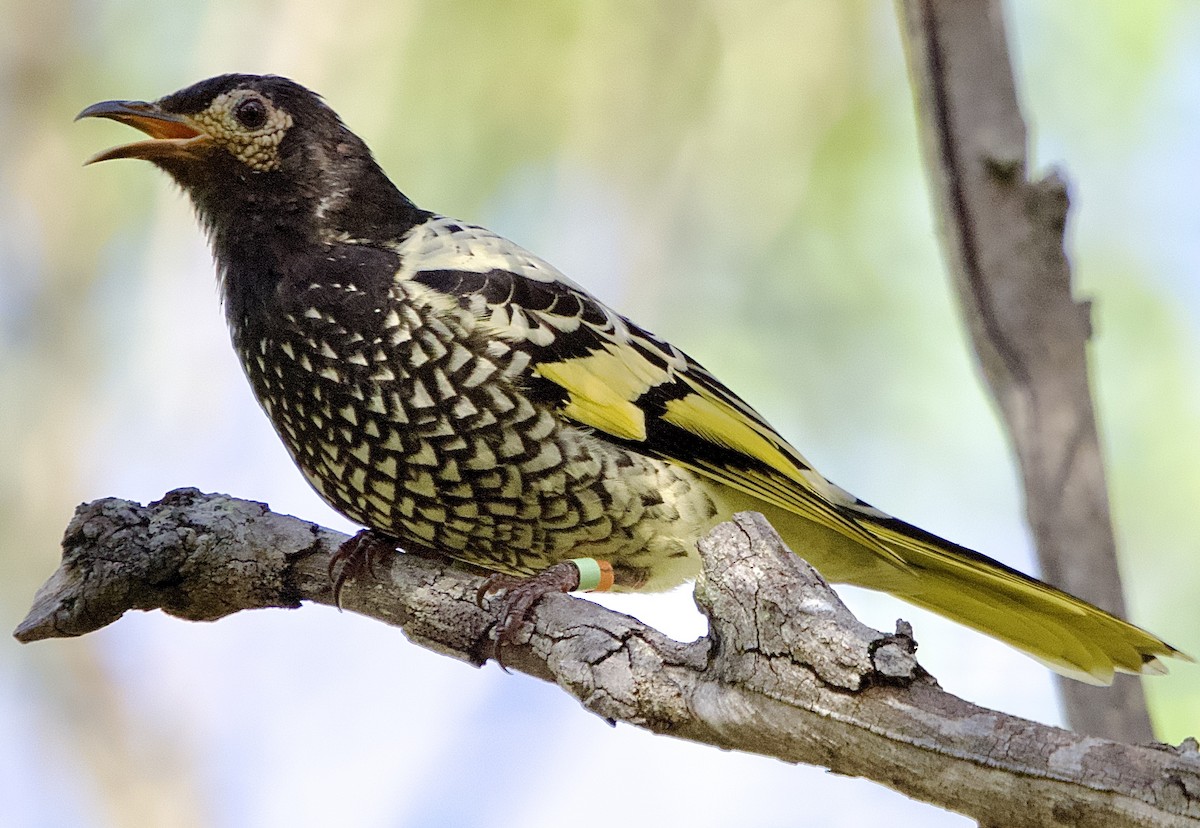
[77,73,1187,684]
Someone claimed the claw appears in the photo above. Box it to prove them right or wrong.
[328,530,399,608]
[477,562,583,670]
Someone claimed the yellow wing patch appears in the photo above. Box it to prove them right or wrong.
[538,348,899,559]
[661,385,802,482]
[647,378,904,561]
[405,244,898,560]
[535,343,669,442]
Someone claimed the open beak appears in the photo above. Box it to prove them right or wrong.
[76,100,210,164]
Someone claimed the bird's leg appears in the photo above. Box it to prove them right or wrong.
[328,529,401,608]
[476,558,614,669]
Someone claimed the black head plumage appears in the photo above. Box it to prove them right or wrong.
[81,74,426,247]
[80,74,427,333]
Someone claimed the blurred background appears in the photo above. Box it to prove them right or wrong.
[3,1,1199,825]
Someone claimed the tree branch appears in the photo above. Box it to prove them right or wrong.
[16,489,1200,826]
[897,0,1152,740]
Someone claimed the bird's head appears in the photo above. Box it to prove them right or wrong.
[78,74,418,244]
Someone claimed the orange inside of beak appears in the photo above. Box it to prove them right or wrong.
[77,100,208,164]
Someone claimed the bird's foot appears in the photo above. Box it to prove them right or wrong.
[328,529,400,608]
[476,558,613,670]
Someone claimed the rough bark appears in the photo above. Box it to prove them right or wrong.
[897,0,1152,741]
[16,489,1200,827]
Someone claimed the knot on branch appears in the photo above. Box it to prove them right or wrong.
[15,488,313,642]
[695,513,924,699]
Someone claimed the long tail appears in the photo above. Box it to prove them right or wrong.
[744,496,1189,684]
[852,513,1187,684]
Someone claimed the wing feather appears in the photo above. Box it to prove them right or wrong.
[394,217,899,558]
[384,217,1190,680]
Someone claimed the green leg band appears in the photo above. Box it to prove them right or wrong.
[570,558,603,592]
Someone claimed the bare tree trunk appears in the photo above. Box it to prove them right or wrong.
[16,490,1200,826]
[896,0,1153,741]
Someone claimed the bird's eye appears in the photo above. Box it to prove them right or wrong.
[234,97,268,130]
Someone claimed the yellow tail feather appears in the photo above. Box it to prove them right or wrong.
[735,495,1189,684]
[857,515,1189,683]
